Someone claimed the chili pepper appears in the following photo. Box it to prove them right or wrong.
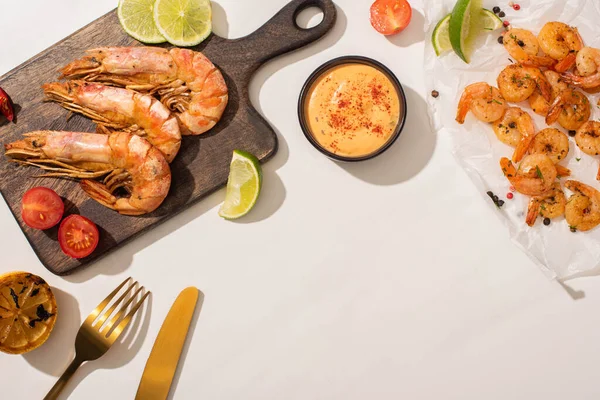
[0,88,14,122]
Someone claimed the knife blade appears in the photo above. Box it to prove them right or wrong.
[135,287,199,400]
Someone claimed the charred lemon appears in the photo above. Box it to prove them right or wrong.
[0,272,57,354]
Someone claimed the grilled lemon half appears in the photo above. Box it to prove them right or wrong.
[0,272,57,354]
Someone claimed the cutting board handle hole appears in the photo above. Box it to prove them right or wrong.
[296,6,325,30]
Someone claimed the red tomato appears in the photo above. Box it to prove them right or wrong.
[370,0,412,36]
[58,215,99,259]
[21,187,64,230]
[0,87,14,122]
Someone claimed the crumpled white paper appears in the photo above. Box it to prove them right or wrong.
[423,0,600,279]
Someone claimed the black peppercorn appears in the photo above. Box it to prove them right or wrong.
[493,6,501,13]
[431,90,439,98]
[543,218,551,226]
[498,36,504,44]
[499,11,506,17]
[569,130,576,137]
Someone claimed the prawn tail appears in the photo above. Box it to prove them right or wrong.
[536,76,553,102]
[526,199,541,227]
[500,157,517,183]
[455,93,471,124]
[556,164,571,177]
[554,53,577,73]
[527,56,556,69]
[545,95,564,125]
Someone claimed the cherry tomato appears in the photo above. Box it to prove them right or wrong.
[370,0,412,36]
[58,215,99,259]
[21,187,64,230]
[0,87,14,122]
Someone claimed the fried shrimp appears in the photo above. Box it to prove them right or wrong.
[59,47,229,136]
[546,89,591,130]
[565,180,600,231]
[526,183,566,227]
[500,154,557,196]
[4,131,171,215]
[492,107,536,162]
[497,64,552,103]
[538,22,583,72]
[575,121,600,180]
[456,82,507,124]
[528,70,569,117]
[503,28,555,68]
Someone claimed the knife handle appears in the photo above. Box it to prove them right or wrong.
[43,356,84,400]
[238,0,337,69]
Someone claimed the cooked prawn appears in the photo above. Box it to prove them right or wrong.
[526,183,566,227]
[528,70,569,117]
[575,121,600,180]
[59,47,229,136]
[562,47,600,89]
[538,22,583,72]
[43,81,181,162]
[565,180,600,231]
[503,28,555,68]
[545,89,591,130]
[4,131,170,215]
[492,107,536,162]
[500,154,557,196]
[528,128,570,164]
[497,64,552,103]
[456,82,507,124]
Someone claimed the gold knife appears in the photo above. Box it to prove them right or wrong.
[135,287,199,400]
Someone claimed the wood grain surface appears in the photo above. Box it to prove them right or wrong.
[0,0,337,275]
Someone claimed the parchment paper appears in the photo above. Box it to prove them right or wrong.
[423,0,600,279]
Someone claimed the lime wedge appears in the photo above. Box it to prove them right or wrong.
[153,0,212,47]
[480,8,503,31]
[219,150,263,220]
[118,0,166,44]
[434,8,501,57]
[432,14,452,56]
[449,0,483,63]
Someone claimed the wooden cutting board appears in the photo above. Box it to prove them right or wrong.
[0,0,337,275]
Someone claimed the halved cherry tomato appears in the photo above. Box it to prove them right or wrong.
[58,215,99,259]
[370,0,412,36]
[0,87,14,122]
[21,187,64,230]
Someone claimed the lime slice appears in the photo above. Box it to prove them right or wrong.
[480,8,503,31]
[153,0,212,47]
[432,14,452,56]
[449,0,483,63]
[219,150,263,220]
[118,0,166,44]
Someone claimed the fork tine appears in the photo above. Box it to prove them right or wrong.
[94,281,138,329]
[107,291,151,342]
[101,286,144,336]
[84,277,132,326]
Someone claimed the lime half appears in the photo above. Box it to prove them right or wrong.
[153,0,212,47]
[118,0,166,44]
[432,14,452,56]
[449,0,483,63]
[219,150,263,220]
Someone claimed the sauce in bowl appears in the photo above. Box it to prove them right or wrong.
[299,57,406,161]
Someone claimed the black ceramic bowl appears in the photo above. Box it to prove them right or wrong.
[298,56,407,162]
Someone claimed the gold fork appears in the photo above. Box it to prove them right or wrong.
[44,277,150,400]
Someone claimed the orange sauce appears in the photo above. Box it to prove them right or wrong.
[305,63,400,157]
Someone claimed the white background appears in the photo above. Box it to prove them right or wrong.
[1,0,600,399]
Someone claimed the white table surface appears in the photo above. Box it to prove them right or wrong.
[1,0,600,399]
